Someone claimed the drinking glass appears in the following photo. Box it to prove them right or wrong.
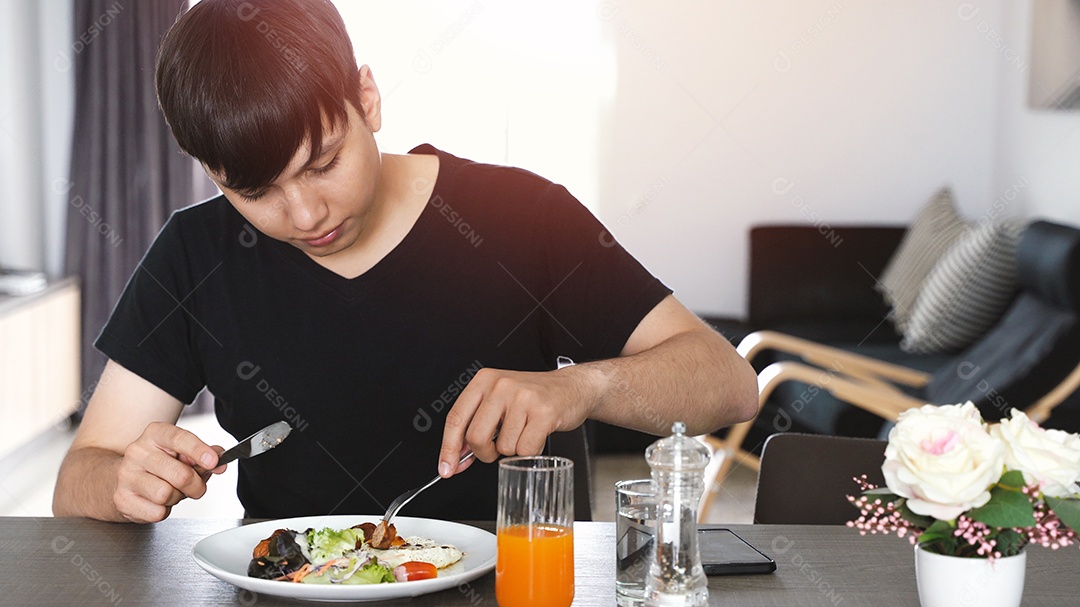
[496,456,575,607]
[615,479,657,606]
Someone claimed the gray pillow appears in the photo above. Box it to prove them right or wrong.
[877,188,969,333]
[900,219,1027,354]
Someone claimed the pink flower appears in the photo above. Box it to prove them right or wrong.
[849,405,1080,559]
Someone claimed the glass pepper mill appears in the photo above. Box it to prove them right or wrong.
[643,421,710,607]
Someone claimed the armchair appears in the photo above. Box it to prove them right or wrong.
[700,221,1080,517]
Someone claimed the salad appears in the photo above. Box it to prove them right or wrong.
[247,522,463,585]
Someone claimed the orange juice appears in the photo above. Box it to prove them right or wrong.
[496,524,574,607]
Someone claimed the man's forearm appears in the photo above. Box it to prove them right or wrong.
[53,447,126,521]
[582,329,758,437]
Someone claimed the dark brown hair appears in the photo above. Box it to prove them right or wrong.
[156,0,362,194]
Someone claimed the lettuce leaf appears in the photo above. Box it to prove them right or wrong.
[351,560,396,584]
[301,557,396,585]
[305,527,363,563]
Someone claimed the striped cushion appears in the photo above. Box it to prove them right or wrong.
[900,219,1027,354]
[877,188,969,332]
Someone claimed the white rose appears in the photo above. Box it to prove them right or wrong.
[991,409,1080,498]
[883,402,1005,520]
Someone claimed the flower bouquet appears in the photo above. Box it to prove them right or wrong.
[848,402,1080,559]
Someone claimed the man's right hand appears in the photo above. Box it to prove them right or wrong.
[113,422,226,523]
[54,360,221,523]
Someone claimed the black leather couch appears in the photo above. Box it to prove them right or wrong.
[592,223,1080,454]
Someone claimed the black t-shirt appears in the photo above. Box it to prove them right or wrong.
[96,145,671,519]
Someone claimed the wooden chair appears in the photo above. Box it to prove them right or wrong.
[548,425,593,521]
[753,433,886,525]
[699,221,1080,518]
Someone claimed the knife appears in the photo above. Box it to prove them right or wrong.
[211,420,293,468]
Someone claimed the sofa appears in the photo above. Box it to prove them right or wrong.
[591,222,1080,454]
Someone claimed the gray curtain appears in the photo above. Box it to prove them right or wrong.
[64,0,203,411]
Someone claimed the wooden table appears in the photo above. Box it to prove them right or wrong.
[6,517,1079,605]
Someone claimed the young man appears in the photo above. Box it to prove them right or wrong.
[53,0,757,523]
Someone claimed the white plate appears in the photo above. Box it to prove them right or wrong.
[192,515,496,602]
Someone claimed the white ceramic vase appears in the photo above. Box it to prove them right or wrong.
[914,544,1026,607]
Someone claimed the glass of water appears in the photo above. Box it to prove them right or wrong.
[616,479,657,607]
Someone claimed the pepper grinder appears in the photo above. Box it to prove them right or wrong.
[643,421,710,607]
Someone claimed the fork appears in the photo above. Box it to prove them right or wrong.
[381,448,479,526]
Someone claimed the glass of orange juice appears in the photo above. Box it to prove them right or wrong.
[496,455,574,607]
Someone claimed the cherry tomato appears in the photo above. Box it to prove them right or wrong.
[393,561,438,582]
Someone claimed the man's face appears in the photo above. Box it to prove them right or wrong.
[208,102,383,259]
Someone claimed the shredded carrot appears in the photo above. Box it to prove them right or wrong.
[288,563,313,583]
[296,558,352,583]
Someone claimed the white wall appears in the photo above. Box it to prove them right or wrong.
[0,0,74,277]
[595,0,1005,317]
[14,0,1075,321]
[343,0,1013,318]
[995,0,1080,226]
[0,0,45,271]
[337,1,610,213]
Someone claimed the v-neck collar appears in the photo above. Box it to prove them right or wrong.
[264,145,448,303]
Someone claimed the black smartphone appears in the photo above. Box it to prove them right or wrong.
[698,528,776,575]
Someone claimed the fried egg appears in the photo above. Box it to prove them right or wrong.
[368,536,463,569]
